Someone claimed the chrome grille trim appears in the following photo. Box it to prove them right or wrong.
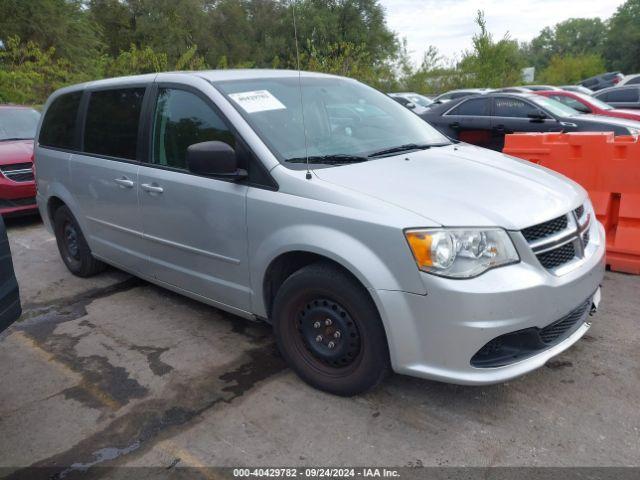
[521,205,591,274]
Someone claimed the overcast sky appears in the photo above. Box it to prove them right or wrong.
[379,0,625,65]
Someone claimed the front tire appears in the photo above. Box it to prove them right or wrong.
[272,262,390,396]
[53,205,106,277]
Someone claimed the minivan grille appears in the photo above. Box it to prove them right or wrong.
[0,163,34,183]
[521,206,591,274]
[537,242,576,269]
[522,215,568,242]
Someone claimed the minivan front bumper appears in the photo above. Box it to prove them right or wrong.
[374,221,605,385]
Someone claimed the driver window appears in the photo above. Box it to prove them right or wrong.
[152,88,235,170]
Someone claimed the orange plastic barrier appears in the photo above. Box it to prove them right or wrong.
[504,132,640,274]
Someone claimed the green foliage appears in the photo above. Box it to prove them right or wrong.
[538,54,606,85]
[457,11,525,88]
[523,18,606,70]
[0,36,76,104]
[0,0,638,104]
[604,0,640,72]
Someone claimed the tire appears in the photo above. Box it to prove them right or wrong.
[53,205,106,277]
[272,262,390,396]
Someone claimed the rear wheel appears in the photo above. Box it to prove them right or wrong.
[272,262,390,396]
[53,205,106,277]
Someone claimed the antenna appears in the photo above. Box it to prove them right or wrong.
[292,1,312,180]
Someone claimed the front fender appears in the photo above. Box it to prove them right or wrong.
[250,223,425,318]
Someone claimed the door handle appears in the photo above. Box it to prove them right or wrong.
[141,183,164,194]
[114,177,134,188]
[494,124,506,132]
[450,122,461,129]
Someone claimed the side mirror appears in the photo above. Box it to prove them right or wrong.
[406,102,416,109]
[528,110,547,122]
[186,141,247,180]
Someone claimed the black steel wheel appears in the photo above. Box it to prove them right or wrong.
[53,205,106,277]
[273,262,390,396]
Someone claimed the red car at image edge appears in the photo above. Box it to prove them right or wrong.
[0,105,40,217]
[536,90,640,122]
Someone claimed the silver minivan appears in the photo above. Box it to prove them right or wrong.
[35,70,605,396]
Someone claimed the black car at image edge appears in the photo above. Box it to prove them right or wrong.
[419,92,640,151]
[0,216,21,333]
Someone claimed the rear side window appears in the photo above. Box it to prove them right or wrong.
[627,77,640,86]
[448,97,490,116]
[84,88,145,160]
[39,91,82,149]
[152,88,235,170]
[493,97,538,118]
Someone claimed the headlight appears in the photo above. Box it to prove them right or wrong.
[404,228,519,278]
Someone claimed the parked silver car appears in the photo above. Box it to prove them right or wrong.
[35,70,605,395]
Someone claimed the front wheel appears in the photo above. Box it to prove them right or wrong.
[272,262,390,396]
[53,205,106,277]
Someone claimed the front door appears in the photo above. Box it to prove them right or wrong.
[69,87,147,273]
[490,96,562,151]
[138,86,251,312]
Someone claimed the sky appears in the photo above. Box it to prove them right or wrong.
[379,0,626,66]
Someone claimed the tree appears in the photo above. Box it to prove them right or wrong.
[458,11,525,88]
[523,18,606,70]
[538,54,606,85]
[604,0,640,72]
[0,36,75,104]
[0,0,104,75]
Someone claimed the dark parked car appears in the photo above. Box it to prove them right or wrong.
[593,86,640,110]
[579,72,624,91]
[0,215,21,333]
[419,92,640,151]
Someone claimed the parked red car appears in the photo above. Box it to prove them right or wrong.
[0,105,40,217]
[536,90,640,122]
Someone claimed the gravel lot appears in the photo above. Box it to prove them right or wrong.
[1,216,639,476]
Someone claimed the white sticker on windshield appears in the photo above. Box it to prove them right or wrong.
[228,90,286,113]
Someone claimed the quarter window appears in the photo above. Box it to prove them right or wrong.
[84,88,145,160]
[493,98,538,118]
[448,98,490,116]
[39,92,82,149]
[152,88,235,170]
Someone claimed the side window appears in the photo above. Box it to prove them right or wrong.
[84,88,145,160]
[627,77,640,86]
[606,88,639,103]
[448,97,490,116]
[152,88,235,170]
[493,97,538,118]
[39,91,83,149]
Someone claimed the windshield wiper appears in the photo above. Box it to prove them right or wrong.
[367,143,447,158]
[285,154,368,165]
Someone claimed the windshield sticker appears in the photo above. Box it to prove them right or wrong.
[228,90,287,113]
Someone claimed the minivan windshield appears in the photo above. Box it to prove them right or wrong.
[215,76,450,167]
[0,108,41,142]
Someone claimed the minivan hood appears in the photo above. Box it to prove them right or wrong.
[314,144,585,230]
